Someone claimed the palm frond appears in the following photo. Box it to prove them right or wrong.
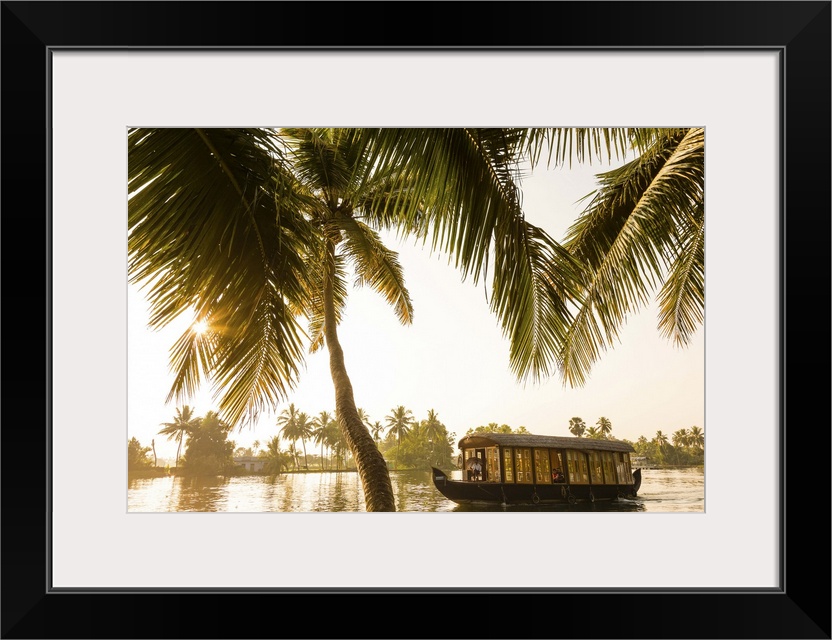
[558,128,704,386]
[519,128,672,169]
[656,200,705,345]
[336,216,414,325]
[349,127,592,383]
[350,128,524,285]
[128,128,316,427]
[491,217,587,382]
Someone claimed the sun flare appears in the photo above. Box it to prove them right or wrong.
[192,320,209,335]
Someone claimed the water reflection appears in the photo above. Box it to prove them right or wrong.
[128,467,703,513]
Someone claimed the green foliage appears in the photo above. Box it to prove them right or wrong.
[180,411,235,476]
[263,436,292,475]
[568,417,586,437]
[378,411,455,470]
[464,423,528,436]
[128,437,153,470]
[630,427,704,465]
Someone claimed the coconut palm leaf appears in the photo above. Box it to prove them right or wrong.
[519,128,673,169]
[657,199,705,346]
[350,128,589,383]
[128,128,316,427]
[558,127,704,386]
[336,216,414,324]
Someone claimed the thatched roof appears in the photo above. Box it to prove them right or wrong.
[458,432,634,453]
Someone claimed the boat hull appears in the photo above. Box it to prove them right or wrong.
[431,467,640,506]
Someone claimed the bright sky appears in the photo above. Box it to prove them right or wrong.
[127,157,705,462]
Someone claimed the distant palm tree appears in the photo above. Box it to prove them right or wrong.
[385,406,414,469]
[278,404,312,470]
[370,421,385,446]
[158,405,201,467]
[568,417,586,437]
[422,409,443,458]
[596,417,612,439]
[654,430,669,453]
[287,443,300,471]
[295,412,313,470]
[672,428,689,449]
[252,440,261,456]
[585,426,601,439]
[313,411,335,470]
[263,436,290,475]
[328,423,346,470]
[687,426,704,451]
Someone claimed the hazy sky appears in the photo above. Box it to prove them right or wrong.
[128,155,705,461]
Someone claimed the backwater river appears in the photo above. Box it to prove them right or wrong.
[128,466,704,512]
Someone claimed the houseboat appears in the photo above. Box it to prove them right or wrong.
[431,432,642,506]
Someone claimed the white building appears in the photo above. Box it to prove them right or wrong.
[234,456,266,472]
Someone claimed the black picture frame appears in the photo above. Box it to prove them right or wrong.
[2,2,829,638]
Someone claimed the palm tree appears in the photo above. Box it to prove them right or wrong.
[672,428,689,449]
[596,417,612,439]
[252,440,261,456]
[278,404,312,470]
[128,127,702,509]
[158,405,201,467]
[654,430,669,453]
[369,421,385,447]
[286,443,300,471]
[385,405,414,469]
[422,409,443,459]
[327,423,346,471]
[687,426,704,451]
[263,436,290,475]
[568,417,586,437]
[585,426,601,439]
[295,412,313,470]
[313,411,335,470]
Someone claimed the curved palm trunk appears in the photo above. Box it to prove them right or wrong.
[301,439,309,470]
[323,242,396,512]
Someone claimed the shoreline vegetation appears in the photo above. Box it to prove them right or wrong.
[128,462,705,480]
[129,416,704,480]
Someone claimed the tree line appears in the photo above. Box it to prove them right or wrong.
[128,403,457,476]
[130,408,703,476]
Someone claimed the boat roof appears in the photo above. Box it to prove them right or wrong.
[458,432,635,453]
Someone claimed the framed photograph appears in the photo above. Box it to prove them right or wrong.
[3,2,829,638]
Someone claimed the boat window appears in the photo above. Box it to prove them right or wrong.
[550,450,565,482]
[589,451,604,484]
[615,452,633,483]
[502,448,514,483]
[601,452,617,484]
[534,449,551,484]
[514,448,533,483]
[565,450,589,484]
[485,447,500,483]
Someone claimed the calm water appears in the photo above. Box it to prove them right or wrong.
[128,467,703,513]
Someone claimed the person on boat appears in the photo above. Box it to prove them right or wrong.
[552,468,565,483]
